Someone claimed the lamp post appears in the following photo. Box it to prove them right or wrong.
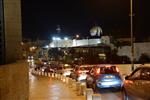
[130,0,134,71]
[75,34,80,46]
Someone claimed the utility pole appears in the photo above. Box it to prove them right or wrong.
[130,0,134,71]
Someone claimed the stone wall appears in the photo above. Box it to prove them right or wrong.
[117,42,150,61]
[0,61,29,100]
[115,64,150,75]
[3,0,22,63]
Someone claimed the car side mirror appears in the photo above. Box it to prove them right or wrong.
[125,75,130,80]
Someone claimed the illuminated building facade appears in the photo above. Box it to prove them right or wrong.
[49,36,111,48]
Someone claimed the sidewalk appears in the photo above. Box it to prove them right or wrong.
[29,73,85,100]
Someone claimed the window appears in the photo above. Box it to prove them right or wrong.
[130,69,141,80]
[100,66,118,74]
[140,68,150,80]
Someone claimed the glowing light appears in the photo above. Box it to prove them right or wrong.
[100,81,119,86]
[64,37,68,40]
[125,80,133,84]
[78,74,87,81]
[52,37,61,41]
[45,45,49,48]
[63,78,66,82]
[56,37,61,40]
[76,34,80,38]
[64,64,69,67]
[52,37,56,41]
[78,70,81,74]
[50,44,55,47]
[96,68,100,74]
[116,67,119,72]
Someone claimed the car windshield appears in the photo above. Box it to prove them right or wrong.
[100,66,117,74]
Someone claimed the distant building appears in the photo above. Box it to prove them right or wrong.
[90,26,103,37]
[49,36,110,48]
[0,0,22,64]
[117,42,150,61]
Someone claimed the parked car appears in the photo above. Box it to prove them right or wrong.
[86,64,123,91]
[70,65,93,82]
[62,67,73,76]
[122,66,150,100]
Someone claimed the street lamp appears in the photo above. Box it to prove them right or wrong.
[76,34,80,39]
[130,0,134,71]
[75,34,80,46]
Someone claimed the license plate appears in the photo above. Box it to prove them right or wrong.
[105,75,114,79]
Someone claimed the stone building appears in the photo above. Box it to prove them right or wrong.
[0,0,22,64]
[117,42,150,61]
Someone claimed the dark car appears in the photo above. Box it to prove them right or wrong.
[86,64,122,91]
[122,66,150,100]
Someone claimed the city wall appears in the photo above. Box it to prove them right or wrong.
[116,64,150,75]
[0,61,29,100]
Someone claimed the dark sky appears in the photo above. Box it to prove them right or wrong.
[21,0,150,40]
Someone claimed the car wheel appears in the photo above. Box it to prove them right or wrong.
[122,88,129,100]
[86,82,90,88]
[115,86,122,91]
[92,83,99,93]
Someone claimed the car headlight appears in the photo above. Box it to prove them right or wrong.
[44,62,47,65]
[42,69,45,71]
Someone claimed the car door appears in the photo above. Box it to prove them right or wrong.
[124,68,142,99]
[140,68,150,99]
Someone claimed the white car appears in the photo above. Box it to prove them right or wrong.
[75,65,93,81]
[63,68,73,77]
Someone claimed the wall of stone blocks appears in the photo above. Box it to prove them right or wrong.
[0,61,29,100]
[3,0,22,63]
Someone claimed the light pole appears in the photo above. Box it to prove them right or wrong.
[75,34,80,46]
[130,0,134,71]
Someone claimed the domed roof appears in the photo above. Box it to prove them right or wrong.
[90,26,103,37]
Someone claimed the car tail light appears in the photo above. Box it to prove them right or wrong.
[96,68,100,74]
[125,80,133,84]
[116,67,119,72]
[78,70,81,74]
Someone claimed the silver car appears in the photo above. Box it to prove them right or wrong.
[122,66,150,100]
[71,65,93,81]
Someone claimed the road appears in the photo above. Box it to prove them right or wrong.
[29,72,85,100]
[29,72,123,100]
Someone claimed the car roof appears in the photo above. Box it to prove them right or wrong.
[93,64,116,67]
[79,65,93,67]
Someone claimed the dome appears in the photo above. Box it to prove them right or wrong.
[90,26,103,37]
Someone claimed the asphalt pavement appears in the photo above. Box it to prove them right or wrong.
[29,71,123,100]
[29,72,85,100]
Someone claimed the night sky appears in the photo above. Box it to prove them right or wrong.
[21,0,150,40]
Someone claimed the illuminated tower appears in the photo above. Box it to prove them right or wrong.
[0,0,22,64]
